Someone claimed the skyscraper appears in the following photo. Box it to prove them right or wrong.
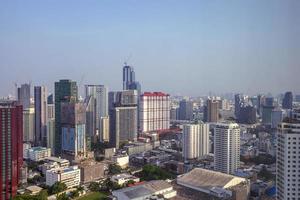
[23,107,35,143]
[123,64,135,90]
[84,95,96,146]
[277,110,300,200]
[178,99,193,121]
[182,122,209,160]
[109,90,138,149]
[139,92,170,134]
[282,91,293,109]
[214,122,240,174]
[204,99,219,122]
[47,102,55,154]
[34,86,48,146]
[17,83,31,109]
[85,85,108,133]
[54,80,78,156]
[61,102,86,162]
[0,100,23,200]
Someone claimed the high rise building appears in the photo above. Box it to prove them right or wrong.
[123,64,135,90]
[262,105,274,125]
[85,85,108,132]
[34,86,48,146]
[47,103,55,154]
[182,122,209,160]
[214,123,240,174]
[271,108,283,129]
[238,105,257,124]
[54,79,78,156]
[0,100,23,200]
[100,116,110,142]
[277,110,300,200]
[139,92,170,133]
[109,90,138,149]
[23,107,35,143]
[84,96,96,146]
[178,99,193,121]
[61,102,86,162]
[204,99,219,122]
[17,83,31,109]
[282,91,293,109]
[264,97,274,107]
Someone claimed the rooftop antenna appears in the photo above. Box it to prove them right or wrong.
[124,54,132,66]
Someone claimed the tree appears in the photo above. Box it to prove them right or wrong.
[37,190,48,200]
[258,166,274,181]
[70,190,79,198]
[88,182,100,192]
[109,164,122,175]
[139,164,174,181]
[56,193,69,200]
[50,182,67,195]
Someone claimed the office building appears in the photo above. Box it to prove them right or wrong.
[262,105,274,125]
[282,91,293,109]
[277,110,300,200]
[78,160,108,184]
[34,86,48,146]
[271,108,283,129]
[23,107,35,143]
[139,92,170,134]
[24,147,51,161]
[85,85,108,132]
[178,99,193,120]
[46,166,80,188]
[84,96,96,146]
[100,116,110,142]
[264,97,274,107]
[47,103,55,153]
[0,100,23,200]
[17,83,31,109]
[182,122,209,160]
[123,64,135,90]
[214,123,240,174]
[54,79,78,156]
[204,99,219,122]
[61,102,86,161]
[109,90,138,149]
[238,105,256,124]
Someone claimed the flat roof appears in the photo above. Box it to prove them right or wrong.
[46,156,69,163]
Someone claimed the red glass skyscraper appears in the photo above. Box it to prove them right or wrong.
[0,100,23,200]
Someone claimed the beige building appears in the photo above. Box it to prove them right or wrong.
[78,160,108,184]
[100,116,110,142]
[23,107,35,142]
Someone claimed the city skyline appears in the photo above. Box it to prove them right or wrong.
[0,1,299,97]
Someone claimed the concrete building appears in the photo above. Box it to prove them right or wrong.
[23,107,35,143]
[109,90,138,149]
[34,86,48,146]
[182,122,209,160]
[46,166,80,188]
[177,168,250,200]
[17,83,31,110]
[61,102,86,161]
[24,147,51,161]
[214,123,240,174]
[112,180,176,200]
[112,154,129,169]
[100,116,110,142]
[178,99,193,121]
[238,105,256,124]
[111,173,140,185]
[271,108,283,129]
[282,91,293,109]
[47,103,55,154]
[85,85,108,136]
[78,160,107,184]
[276,110,300,200]
[0,100,23,200]
[139,92,170,134]
[54,79,78,156]
[204,99,219,122]
[262,105,275,125]
[84,96,96,147]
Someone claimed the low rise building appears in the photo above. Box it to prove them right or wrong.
[111,173,140,185]
[112,180,176,200]
[112,154,129,169]
[24,147,51,161]
[78,160,108,184]
[46,166,80,188]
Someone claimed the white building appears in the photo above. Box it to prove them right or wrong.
[214,122,240,174]
[24,147,51,161]
[23,107,35,143]
[182,122,209,160]
[277,110,300,200]
[139,92,170,133]
[112,154,129,169]
[111,173,140,185]
[46,166,80,188]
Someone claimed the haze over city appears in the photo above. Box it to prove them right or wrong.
[1,0,299,97]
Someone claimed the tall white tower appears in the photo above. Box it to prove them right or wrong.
[277,110,300,200]
[214,122,240,174]
[182,122,209,160]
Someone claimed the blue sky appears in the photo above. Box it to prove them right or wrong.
[0,0,299,97]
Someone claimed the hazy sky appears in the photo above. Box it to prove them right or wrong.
[0,0,299,97]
